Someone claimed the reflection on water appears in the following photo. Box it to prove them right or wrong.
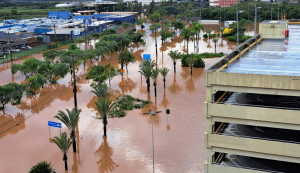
[94,136,119,173]
[168,73,182,94]
[0,112,25,138]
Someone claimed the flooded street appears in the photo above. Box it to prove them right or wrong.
[0,22,241,173]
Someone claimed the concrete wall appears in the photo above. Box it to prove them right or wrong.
[205,72,300,91]
[204,162,266,173]
[205,102,300,131]
[207,133,300,160]
[259,22,288,39]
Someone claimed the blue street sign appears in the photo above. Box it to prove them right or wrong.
[143,54,151,60]
[83,19,92,25]
[48,121,62,128]
[184,15,187,17]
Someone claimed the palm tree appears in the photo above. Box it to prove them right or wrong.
[206,30,212,40]
[139,59,156,68]
[192,22,204,42]
[139,66,153,93]
[50,132,72,171]
[180,28,192,54]
[151,68,160,97]
[54,107,82,153]
[219,27,225,37]
[95,98,116,136]
[186,54,194,75]
[168,50,181,73]
[29,161,56,173]
[212,38,219,53]
[159,67,170,88]
[150,23,161,57]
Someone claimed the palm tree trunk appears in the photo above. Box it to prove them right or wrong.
[163,78,166,88]
[71,130,76,152]
[186,39,189,54]
[103,117,108,136]
[155,31,158,57]
[63,153,68,170]
[154,82,157,97]
[173,61,176,73]
[146,78,150,92]
[190,66,193,75]
[215,44,217,53]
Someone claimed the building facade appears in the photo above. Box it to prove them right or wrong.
[204,24,300,173]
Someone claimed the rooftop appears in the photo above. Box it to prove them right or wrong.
[220,25,300,76]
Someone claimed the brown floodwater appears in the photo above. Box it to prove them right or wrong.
[0,22,238,173]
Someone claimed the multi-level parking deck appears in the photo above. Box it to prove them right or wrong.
[204,24,300,173]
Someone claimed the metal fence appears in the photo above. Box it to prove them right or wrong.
[0,39,74,64]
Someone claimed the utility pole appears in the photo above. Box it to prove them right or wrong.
[161,2,164,45]
[71,54,78,107]
[8,31,13,62]
[120,13,124,70]
[54,23,58,50]
[255,2,257,39]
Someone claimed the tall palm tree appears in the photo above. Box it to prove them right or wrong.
[206,30,212,40]
[212,38,219,53]
[159,67,170,89]
[180,28,192,54]
[95,98,116,136]
[91,83,109,99]
[54,107,82,153]
[168,50,181,73]
[139,66,153,93]
[50,132,72,171]
[150,23,161,57]
[192,22,204,41]
[139,59,156,68]
[151,68,160,97]
[219,27,225,37]
[186,54,194,75]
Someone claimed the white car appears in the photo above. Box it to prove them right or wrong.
[11,49,20,52]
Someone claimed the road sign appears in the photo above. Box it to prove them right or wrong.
[83,19,92,25]
[48,121,62,128]
[143,54,151,60]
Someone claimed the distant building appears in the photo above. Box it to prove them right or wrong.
[209,0,240,7]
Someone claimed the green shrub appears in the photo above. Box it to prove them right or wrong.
[203,33,208,38]
[222,32,234,37]
[193,57,205,68]
[180,55,205,68]
[210,33,217,37]
[29,161,55,173]
[227,35,252,42]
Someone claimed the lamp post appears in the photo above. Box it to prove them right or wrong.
[255,5,261,39]
[143,110,161,173]
[236,10,243,50]
[54,53,78,107]
[271,3,273,20]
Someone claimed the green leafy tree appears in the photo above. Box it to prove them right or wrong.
[11,58,40,77]
[100,29,116,37]
[141,24,145,30]
[29,161,56,173]
[86,64,111,84]
[131,33,143,49]
[27,76,42,95]
[180,28,192,54]
[54,107,82,153]
[82,49,96,63]
[206,30,212,40]
[151,68,160,97]
[118,51,136,72]
[50,132,72,171]
[168,50,181,73]
[172,20,184,33]
[0,83,23,109]
[106,67,118,84]
[149,13,160,22]
[68,43,80,51]
[38,62,69,84]
[159,67,169,89]
[95,98,116,136]
[11,9,17,15]
[122,22,130,30]
[43,50,58,63]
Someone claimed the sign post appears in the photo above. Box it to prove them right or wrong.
[48,121,62,134]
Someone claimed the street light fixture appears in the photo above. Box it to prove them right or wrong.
[255,6,261,39]
[54,53,78,107]
[236,11,244,50]
[143,109,161,173]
